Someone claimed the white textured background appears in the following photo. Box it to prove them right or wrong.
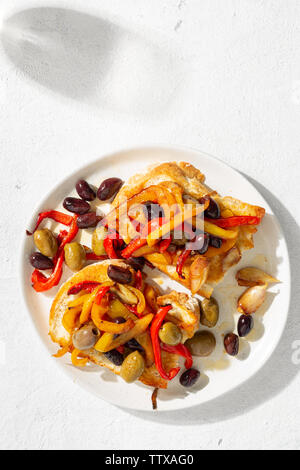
[0,0,300,450]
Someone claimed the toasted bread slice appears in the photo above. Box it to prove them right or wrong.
[49,260,187,389]
[112,162,265,298]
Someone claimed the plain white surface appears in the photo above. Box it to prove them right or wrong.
[20,146,291,412]
[0,0,299,450]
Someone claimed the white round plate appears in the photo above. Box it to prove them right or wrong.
[20,146,290,411]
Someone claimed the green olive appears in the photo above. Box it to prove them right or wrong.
[33,228,58,257]
[72,324,100,350]
[92,226,108,256]
[200,297,219,328]
[64,242,86,271]
[120,350,145,383]
[185,331,216,357]
[159,322,182,346]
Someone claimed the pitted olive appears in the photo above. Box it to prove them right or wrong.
[92,226,108,256]
[200,297,219,328]
[72,324,100,350]
[158,322,182,346]
[33,228,58,257]
[185,331,216,357]
[120,351,145,383]
[64,242,86,271]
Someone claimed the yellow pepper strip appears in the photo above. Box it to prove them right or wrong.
[94,332,114,352]
[203,221,238,240]
[62,306,82,333]
[131,244,157,257]
[91,295,109,328]
[108,298,137,321]
[147,205,206,247]
[95,314,154,352]
[136,331,154,367]
[79,286,104,325]
[53,345,69,358]
[125,286,146,314]
[221,209,233,218]
[144,284,158,312]
[204,236,238,258]
[68,293,90,308]
[145,251,173,266]
[71,348,88,367]
[95,318,134,334]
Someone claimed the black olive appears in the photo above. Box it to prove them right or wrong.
[224,333,239,356]
[191,232,210,254]
[127,257,145,271]
[126,338,144,352]
[238,315,254,337]
[76,212,100,228]
[204,198,220,219]
[97,178,123,201]
[76,179,96,201]
[107,264,132,284]
[179,368,200,387]
[209,235,223,248]
[63,197,90,215]
[104,349,124,366]
[30,252,54,270]
[143,202,165,221]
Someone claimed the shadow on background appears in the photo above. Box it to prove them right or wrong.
[1,7,180,116]
[127,175,300,424]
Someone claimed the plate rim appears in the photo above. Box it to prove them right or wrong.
[19,144,291,412]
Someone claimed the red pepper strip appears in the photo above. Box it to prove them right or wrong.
[134,270,143,290]
[27,210,73,235]
[67,281,101,295]
[124,304,144,318]
[32,252,64,291]
[161,343,193,369]
[32,216,78,292]
[150,306,181,381]
[158,237,172,253]
[116,345,125,354]
[103,237,119,259]
[205,216,261,228]
[85,252,107,261]
[176,249,191,279]
[94,286,111,305]
[121,217,166,259]
[57,229,68,246]
[121,237,147,258]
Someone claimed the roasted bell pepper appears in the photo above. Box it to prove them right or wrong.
[158,237,172,253]
[150,306,181,381]
[121,237,147,258]
[103,231,124,259]
[27,210,73,235]
[121,218,165,258]
[205,215,262,228]
[176,249,191,279]
[67,281,101,295]
[103,237,118,259]
[31,251,64,292]
[161,343,193,369]
[203,221,238,240]
[94,286,111,305]
[85,252,107,261]
[32,216,78,292]
[125,304,145,319]
[134,270,143,290]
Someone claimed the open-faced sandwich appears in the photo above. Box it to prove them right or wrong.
[50,259,200,391]
[99,162,265,298]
